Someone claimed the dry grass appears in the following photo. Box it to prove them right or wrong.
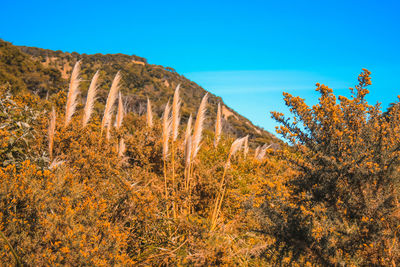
[211,136,246,230]
[191,93,208,161]
[172,84,181,141]
[162,101,172,161]
[116,92,124,130]
[184,114,192,146]
[214,102,222,147]
[256,144,271,161]
[243,135,249,157]
[118,138,126,158]
[48,107,56,160]
[82,70,99,127]
[101,71,121,132]
[64,61,81,127]
[146,97,153,128]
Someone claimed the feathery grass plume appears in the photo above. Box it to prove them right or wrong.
[64,60,81,127]
[146,97,153,128]
[256,144,271,161]
[171,84,181,219]
[116,92,124,130]
[162,101,172,160]
[184,114,193,146]
[48,107,56,160]
[214,102,222,147]
[106,119,112,140]
[101,71,121,132]
[184,114,193,208]
[49,159,65,170]
[172,84,181,141]
[162,101,172,205]
[243,135,249,157]
[82,70,99,127]
[226,136,246,166]
[185,135,192,168]
[211,136,246,230]
[191,93,208,160]
[254,146,261,158]
[184,134,193,208]
[118,138,126,158]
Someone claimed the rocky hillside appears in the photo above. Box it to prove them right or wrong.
[0,39,278,145]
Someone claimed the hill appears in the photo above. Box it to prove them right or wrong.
[0,39,278,146]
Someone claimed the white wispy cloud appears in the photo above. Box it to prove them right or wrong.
[183,70,350,135]
[184,70,349,95]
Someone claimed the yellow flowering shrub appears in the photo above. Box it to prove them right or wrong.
[267,69,400,265]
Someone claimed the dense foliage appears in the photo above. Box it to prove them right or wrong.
[0,39,399,266]
[267,69,400,265]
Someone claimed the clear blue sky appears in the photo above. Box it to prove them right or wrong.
[1,0,399,134]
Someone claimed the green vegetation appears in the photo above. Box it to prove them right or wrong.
[13,40,277,146]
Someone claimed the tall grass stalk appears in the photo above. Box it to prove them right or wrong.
[256,144,271,162]
[146,97,153,128]
[162,101,172,198]
[82,70,99,127]
[254,146,260,159]
[48,107,56,160]
[116,92,124,130]
[171,85,181,218]
[214,102,222,147]
[101,71,121,133]
[118,138,126,158]
[184,114,192,146]
[211,136,246,231]
[243,135,249,158]
[186,94,208,213]
[183,115,193,190]
[191,93,208,161]
[64,60,81,127]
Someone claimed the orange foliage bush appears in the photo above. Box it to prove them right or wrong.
[0,84,284,265]
[267,69,400,265]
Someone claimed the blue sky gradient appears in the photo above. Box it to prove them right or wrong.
[1,0,399,133]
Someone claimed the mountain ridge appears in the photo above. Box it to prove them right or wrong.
[0,39,278,145]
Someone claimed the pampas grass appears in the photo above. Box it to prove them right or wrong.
[254,146,260,158]
[172,84,181,141]
[184,114,193,212]
[106,119,112,140]
[226,136,246,166]
[184,135,192,189]
[162,101,172,161]
[64,61,81,127]
[118,138,126,158]
[48,107,56,160]
[185,135,192,169]
[101,71,121,132]
[82,70,99,127]
[256,144,271,161]
[243,135,249,157]
[116,92,124,130]
[185,94,208,215]
[191,93,208,161]
[162,101,172,212]
[184,114,192,146]
[214,103,222,147]
[146,97,153,128]
[211,136,246,230]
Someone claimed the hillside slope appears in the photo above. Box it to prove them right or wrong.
[1,40,277,145]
